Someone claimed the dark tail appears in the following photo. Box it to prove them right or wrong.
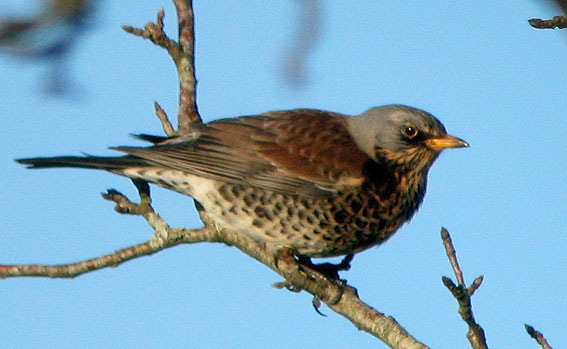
[131,134,169,144]
[16,155,149,171]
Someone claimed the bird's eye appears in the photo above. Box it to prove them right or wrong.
[401,124,419,139]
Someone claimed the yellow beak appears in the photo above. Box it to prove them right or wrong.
[425,134,469,150]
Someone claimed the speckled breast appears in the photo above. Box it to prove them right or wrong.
[214,181,422,257]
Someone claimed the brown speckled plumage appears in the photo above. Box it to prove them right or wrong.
[16,105,467,257]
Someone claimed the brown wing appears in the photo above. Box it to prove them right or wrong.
[114,109,370,198]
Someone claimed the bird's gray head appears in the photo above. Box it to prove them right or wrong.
[346,105,468,166]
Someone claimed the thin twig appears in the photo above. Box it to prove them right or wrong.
[529,16,567,29]
[0,227,220,278]
[122,2,201,134]
[441,227,465,285]
[525,324,553,349]
[468,275,484,297]
[0,241,158,278]
[154,102,176,136]
[122,9,172,49]
[280,0,322,87]
[441,228,488,349]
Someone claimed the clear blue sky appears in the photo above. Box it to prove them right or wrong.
[1,1,566,348]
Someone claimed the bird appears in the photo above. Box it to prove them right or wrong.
[16,105,468,259]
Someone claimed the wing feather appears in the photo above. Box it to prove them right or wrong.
[114,109,370,198]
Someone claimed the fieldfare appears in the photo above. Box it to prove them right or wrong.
[17,105,468,258]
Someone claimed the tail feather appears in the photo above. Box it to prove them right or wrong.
[16,155,148,171]
[130,134,169,144]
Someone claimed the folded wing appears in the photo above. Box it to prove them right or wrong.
[115,109,370,198]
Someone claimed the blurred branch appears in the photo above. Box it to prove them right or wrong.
[280,0,322,88]
[0,0,96,94]
[525,324,553,349]
[0,0,95,58]
[441,228,488,349]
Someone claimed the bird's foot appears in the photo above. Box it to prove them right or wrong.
[272,250,355,315]
[296,254,354,282]
[101,180,152,215]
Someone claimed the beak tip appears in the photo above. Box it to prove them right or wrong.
[426,135,469,150]
[444,135,469,149]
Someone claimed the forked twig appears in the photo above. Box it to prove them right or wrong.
[122,2,200,134]
[441,228,488,349]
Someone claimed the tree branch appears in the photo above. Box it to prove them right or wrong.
[529,16,567,29]
[525,324,553,349]
[154,101,176,137]
[122,1,200,134]
[280,0,322,88]
[172,0,199,132]
[0,188,216,278]
[441,228,488,349]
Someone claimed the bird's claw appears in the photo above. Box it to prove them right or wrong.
[101,188,152,215]
[296,254,354,282]
[312,295,327,317]
[272,280,301,292]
